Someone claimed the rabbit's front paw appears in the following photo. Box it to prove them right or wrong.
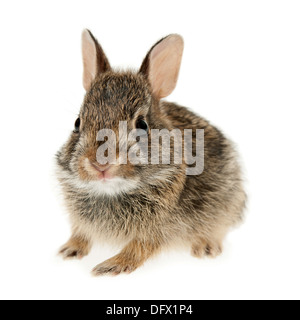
[92,256,138,276]
[59,237,90,260]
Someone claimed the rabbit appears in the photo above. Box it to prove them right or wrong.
[56,29,246,276]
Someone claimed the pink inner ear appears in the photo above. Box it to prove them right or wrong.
[82,30,97,91]
[149,35,184,99]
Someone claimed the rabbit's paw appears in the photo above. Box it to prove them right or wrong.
[92,256,138,276]
[191,240,223,259]
[59,237,90,260]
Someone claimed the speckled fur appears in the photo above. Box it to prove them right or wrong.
[56,31,246,276]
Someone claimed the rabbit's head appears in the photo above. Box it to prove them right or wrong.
[57,30,185,196]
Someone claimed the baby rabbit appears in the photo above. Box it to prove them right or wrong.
[56,30,246,276]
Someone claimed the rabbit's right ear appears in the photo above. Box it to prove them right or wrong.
[81,29,111,91]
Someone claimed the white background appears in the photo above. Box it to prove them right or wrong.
[0,0,299,300]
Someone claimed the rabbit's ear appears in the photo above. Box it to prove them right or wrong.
[140,35,184,99]
[81,29,111,91]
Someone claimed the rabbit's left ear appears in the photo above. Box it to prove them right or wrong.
[140,34,184,99]
[81,29,111,91]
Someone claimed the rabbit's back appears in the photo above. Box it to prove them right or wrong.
[161,101,246,234]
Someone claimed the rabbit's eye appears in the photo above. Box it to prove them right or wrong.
[136,118,149,133]
[74,118,81,133]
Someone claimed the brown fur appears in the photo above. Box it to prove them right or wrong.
[56,30,246,276]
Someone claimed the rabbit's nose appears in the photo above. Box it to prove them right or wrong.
[90,161,111,173]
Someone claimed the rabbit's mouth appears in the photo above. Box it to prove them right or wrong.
[58,156,140,196]
[60,154,141,196]
[58,169,139,198]
[89,161,113,182]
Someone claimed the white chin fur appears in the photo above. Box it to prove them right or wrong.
[58,170,139,197]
